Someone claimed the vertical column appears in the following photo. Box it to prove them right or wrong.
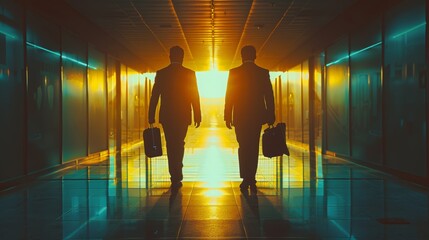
[115,61,121,152]
[308,56,315,154]
[348,35,352,157]
[426,1,429,183]
[104,54,109,149]
[22,0,28,174]
[85,43,89,156]
[381,13,386,167]
[300,64,304,144]
[322,53,328,154]
[59,28,63,163]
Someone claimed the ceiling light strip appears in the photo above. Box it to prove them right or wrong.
[169,0,196,69]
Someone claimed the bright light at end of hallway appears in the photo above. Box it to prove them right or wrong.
[196,68,228,98]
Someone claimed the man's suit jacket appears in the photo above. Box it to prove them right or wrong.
[149,63,201,126]
[224,62,275,126]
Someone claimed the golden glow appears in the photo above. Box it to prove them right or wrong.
[269,71,283,81]
[196,69,228,98]
[203,189,224,197]
[201,145,229,188]
[288,69,301,82]
[142,72,155,82]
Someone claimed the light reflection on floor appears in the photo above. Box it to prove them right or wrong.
[1,125,429,239]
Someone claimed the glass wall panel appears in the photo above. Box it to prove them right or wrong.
[88,46,107,154]
[62,31,88,162]
[326,37,350,156]
[384,0,427,176]
[0,0,24,180]
[141,77,148,131]
[302,61,310,145]
[288,65,302,142]
[275,78,282,122]
[314,53,324,151]
[350,19,382,164]
[120,64,128,145]
[127,68,141,142]
[107,56,117,152]
[281,73,288,137]
[275,76,284,121]
[26,12,61,172]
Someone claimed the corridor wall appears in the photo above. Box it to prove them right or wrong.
[0,0,25,180]
[0,0,150,183]
[278,0,428,184]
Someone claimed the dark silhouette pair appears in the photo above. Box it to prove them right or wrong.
[148,45,275,192]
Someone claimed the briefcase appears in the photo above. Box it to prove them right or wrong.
[262,122,290,158]
[143,127,163,158]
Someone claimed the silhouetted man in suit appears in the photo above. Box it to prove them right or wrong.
[224,45,275,193]
[149,46,201,188]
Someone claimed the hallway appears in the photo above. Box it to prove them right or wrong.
[1,126,429,239]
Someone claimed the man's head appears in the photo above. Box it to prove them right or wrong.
[241,45,256,62]
[169,46,184,64]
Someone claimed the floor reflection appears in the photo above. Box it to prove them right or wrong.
[1,126,429,239]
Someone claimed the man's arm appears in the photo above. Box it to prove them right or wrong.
[190,71,201,127]
[224,70,234,129]
[263,70,275,125]
[148,73,161,124]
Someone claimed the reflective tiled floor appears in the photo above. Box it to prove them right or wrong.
[1,126,429,239]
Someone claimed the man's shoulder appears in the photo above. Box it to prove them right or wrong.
[181,66,195,74]
[253,63,269,73]
[229,66,241,73]
[233,63,269,73]
[158,65,195,74]
[156,65,170,75]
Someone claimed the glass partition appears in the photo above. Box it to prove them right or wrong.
[384,0,427,176]
[0,0,25,180]
[88,46,107,154]
[326,37,350,156]
[302,61,310,145]
[288,64,302,143]
[350,19,382,164]
[313,53,324,151]
[107,56,117,152]
[26,11,61,171]
[62,30,88,162]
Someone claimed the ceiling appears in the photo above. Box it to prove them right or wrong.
[65,0,357,72]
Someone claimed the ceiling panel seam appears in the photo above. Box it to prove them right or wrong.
[230,0,255,68]
[129,0,169,58]
[169,0,197,69]
[257,0,296,56]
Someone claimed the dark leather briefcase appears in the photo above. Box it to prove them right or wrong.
[262,122,290,158]
[143,127,163,158]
